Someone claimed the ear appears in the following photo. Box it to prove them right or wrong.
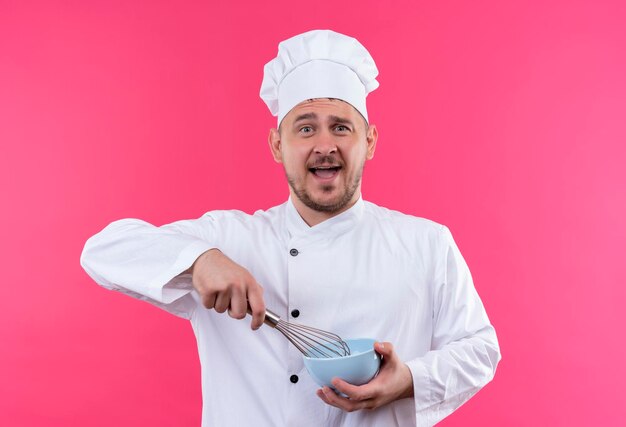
[365,125,378,160]
[268,128,283,163]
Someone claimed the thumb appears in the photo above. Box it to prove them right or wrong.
[374,341,394,358]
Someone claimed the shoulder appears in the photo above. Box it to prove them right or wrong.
[358,201,452,269]
[362,200,446,236]
[360,200,453,258]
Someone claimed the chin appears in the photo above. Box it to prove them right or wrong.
[311,191,342,205]
[307,193,353,213]
[289,175,359,214]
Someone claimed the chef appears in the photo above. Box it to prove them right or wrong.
[81,29,501,427]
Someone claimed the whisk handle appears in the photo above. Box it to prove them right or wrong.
[247,306,280,328]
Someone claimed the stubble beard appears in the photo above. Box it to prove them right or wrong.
[286,162,364,213]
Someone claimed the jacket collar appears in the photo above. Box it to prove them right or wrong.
[285,196,365,240]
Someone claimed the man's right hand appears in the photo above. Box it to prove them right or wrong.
[188,249,266,330]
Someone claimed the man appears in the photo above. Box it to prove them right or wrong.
[81,29,500,426]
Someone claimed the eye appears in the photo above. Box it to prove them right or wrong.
[299,126,313,134]
[334,125,350,132]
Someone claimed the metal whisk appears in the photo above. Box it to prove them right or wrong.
[251,307,351,358]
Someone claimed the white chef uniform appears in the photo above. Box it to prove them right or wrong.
[81,197,501,426]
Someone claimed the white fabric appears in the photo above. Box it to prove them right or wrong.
[81,198,500,427]
[260,29,379,125]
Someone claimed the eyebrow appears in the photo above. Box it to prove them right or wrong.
[293,112,318,124]
[328,115,355,127]
[292,113,354,127]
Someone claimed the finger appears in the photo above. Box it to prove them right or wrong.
[322,387,350,410]
[316,388,347,410]
[374,341,394,359]
[201,292,217,310]
[214,290,230,313]
[316,389,332,405]
[228,287,247,320]
[321,387,366,412]
[332,378,375,401]
[247,282,266,330]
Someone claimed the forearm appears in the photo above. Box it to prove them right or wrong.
[406,225,501,420]
[180,248,220,276]
[407,324,500,414]
[80,218,215,303]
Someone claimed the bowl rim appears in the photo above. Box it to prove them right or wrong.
[302,337,378,361]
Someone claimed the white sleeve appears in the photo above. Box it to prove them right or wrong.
[406,226,501,426]
[80,215,218,319]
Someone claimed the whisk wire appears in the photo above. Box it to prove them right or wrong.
[249,307,351,358]
[279,322,351,358]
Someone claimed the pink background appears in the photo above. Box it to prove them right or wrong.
[1,0,625,425]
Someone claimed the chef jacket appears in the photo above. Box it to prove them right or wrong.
[81,197,501,427]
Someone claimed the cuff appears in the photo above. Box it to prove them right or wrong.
[148,239,216,304]
[406,357,436,413]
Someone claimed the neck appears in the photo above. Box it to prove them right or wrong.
[290,192,361,227]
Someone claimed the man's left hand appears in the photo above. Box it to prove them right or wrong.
[316,341,414,412]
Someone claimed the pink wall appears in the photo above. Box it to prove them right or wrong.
[2,0,624,425]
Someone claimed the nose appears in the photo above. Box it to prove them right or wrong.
[313,132,337,155]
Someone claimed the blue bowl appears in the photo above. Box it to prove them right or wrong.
[302,338,380,389]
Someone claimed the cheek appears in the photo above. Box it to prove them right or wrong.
[284,145,309,163]
[281,150,307,174]
[344,146,368,167]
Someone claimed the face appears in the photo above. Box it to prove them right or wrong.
[269,99,377,217]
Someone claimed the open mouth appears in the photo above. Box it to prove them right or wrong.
[309,166,342,179]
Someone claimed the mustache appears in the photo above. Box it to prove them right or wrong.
[308,155,342,168]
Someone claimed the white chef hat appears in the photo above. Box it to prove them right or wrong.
[260,29,379,125]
